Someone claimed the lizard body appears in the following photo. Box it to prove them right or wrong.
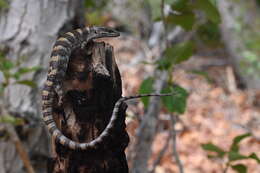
[44,92,171,150]
[42,26,120,150]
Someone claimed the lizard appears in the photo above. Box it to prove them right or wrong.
[42,26,120,149]
[43,26,120,107]
[44,92,172,150]
[42,26,173,150]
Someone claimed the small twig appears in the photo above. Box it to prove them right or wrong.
[170,114,184,173]
[0,105,35,173]
[131,1,184,172]
[223,162,230,173]
[161,0,170,48]
[233,123,260,142]
[4,124,35,173]
[150,130,171,173]
[226,66,237,93]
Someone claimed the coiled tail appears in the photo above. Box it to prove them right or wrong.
[43,92,172,150]
[42,26,120,150]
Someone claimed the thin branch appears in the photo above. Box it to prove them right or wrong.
[4,124,35,173]
[161,0,168,47]
[223,162,230,173]
[131,1,185,172]
[132,71,168,173]
[226,66,237,93]
[150,131,171,173]
[170,114,184,173]
[0,105,35,173]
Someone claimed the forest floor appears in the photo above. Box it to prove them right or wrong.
[103,36,260,173]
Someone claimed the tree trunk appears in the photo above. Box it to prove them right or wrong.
[218,0,260,89]
[0,0,83,172]
[49,41,129,173]
[131,26,184,173]
[132,71,168,173]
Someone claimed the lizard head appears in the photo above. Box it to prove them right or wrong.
[87,26,120,40]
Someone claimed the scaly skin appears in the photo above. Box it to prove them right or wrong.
[42,26,172,150]
[42,26,120,150]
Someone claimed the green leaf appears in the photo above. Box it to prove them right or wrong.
[248,153,260,163]
[156,58,172,70]
[171,0,189,11]
[0,52,4,59]
[139,77,154,107]
[0,0,8,10]
[12,66,41,80]
[140,61,156,65]
[257,0,260,6]
[170,41,194,64]
[84,0,95,8]
[228,152,260,163]
[196,21,221,45]
[16,80,37,88]
[0,85,4,94]
[230,133,251,152]
[2,60,14,70]
[85,11,105,26]
[201,143,226,158]
[162,84,188,114]
[209,0,217,6]
[194,0,221,24]
[228,152,248,161]
[190,70,213,83]
[0,115,24,125]
[84,0,107,8]
[207,154,219,159]
[162,86,174,112]
[12,73,21,80]
[165,0,175,5]
[157,41,194,70]
[17,66,41,74]
[166,12,195,30]
[2,71,11,81]
[231,164,247,173]
[149,0,162,21]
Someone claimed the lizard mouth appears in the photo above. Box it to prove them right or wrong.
[92,26,120,38]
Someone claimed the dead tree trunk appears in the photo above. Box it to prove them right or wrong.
[49,41,129,173]
[0,0,84,172]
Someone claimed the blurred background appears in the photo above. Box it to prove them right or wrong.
[0,0,260,172]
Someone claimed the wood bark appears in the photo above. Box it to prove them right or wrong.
[131,27,184,173]
[48,41,129,173]
[131,71,168,173]
[0,0,83,172]
[218,0,260,89]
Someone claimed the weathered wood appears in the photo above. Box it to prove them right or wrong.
[0,0,83,172]
[49,41,129,173]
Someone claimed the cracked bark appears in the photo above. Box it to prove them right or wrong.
[49,41,129,173]
[0,0,83,172]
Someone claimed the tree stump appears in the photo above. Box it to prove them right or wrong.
[48,41,129,173]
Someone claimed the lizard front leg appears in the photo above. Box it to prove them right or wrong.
[54,66,67,107]
[54,84,65,107]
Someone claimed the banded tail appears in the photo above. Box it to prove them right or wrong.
[44,91,172,150]
[42,26,120,150]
